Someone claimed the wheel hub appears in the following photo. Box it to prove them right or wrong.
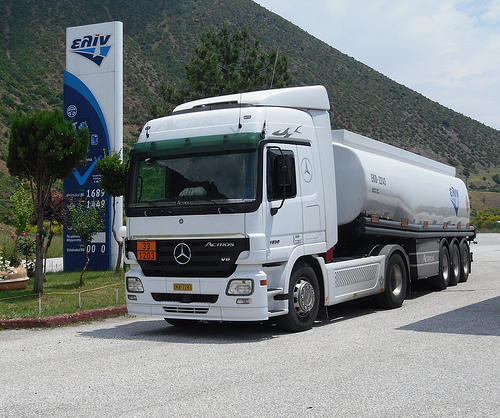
[452,251,460,277]
[390,264,403,297]
[462,249,470,275]
[442,252,450,280]
[293,279,315,316]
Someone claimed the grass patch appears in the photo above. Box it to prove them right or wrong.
[45,234,63,258]
[0,227,63,258]
[0,270,125,319]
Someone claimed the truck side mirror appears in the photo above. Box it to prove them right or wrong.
[275,155,292,188]
[268,149,297,215]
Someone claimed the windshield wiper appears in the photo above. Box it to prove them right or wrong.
[176,198,235,214]
[143,200,172,214]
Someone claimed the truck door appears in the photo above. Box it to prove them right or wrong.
[265,145,303,261]
[297,145,322,244]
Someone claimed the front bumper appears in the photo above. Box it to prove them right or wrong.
[125,267,270,322]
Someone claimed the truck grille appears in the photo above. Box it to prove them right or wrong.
[163,307,209,315]
[129,237,249,278]
[152,293,218,303]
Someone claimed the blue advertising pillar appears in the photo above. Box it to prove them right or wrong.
[63,22,123,271]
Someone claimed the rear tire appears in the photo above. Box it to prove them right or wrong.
[276,263,320,332]
[374,252,407,309]
[448,241,461,286]
[459,240,470,283]
[430,241,450,290]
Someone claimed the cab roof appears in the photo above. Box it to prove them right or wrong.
[173,85,330,113]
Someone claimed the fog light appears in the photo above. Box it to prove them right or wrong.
[128,295,137,301]
[236,298,252,304]
[226,279,254,295]
[127,277,144,293]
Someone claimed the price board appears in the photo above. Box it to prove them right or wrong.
[63,71,111,271]
[63,22,123,272]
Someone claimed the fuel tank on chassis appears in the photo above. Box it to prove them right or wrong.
[332,130,470,227]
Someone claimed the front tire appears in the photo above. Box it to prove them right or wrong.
[276,263,320,332]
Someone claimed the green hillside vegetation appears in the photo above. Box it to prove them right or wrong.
[0,0,499,225]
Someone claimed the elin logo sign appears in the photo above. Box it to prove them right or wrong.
[449,186,460,216]
[70,34,112,66]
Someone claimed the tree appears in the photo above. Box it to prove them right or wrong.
[67,203,104,286]
[42,190,66,276]
[151,22,292,117]
[7,109,89,293]
[10,183,33,239]
[96,151,126,272]
[9,183,34,271]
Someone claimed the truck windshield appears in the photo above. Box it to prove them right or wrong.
[127,149,259,214]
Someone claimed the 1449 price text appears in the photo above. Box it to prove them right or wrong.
[87,199,106,209]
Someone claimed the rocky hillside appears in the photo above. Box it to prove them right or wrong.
[1,0,499,222]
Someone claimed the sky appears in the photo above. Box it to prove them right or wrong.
[254,0,500,130]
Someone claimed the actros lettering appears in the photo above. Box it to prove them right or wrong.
[205,242,235,248]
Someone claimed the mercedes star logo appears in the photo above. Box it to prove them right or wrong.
[173,243,191,265]
[301,158,312,183]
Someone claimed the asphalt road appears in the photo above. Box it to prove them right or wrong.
[1,234,499,417]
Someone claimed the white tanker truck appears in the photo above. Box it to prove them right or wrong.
[123,85,475,331]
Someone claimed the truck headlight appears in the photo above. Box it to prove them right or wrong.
[226,279,253,296]
[127,277,144,293]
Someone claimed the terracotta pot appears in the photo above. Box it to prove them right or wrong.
[0,267,29,291]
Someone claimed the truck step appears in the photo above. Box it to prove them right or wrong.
[267,287,284,297]
[268,309,288,318]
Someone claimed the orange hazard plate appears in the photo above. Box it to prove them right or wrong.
[137,241,156,260]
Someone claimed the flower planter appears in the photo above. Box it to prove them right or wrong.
[0,267,29,291]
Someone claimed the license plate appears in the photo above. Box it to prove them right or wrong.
[173,283,193,291]
[137,241,156,261]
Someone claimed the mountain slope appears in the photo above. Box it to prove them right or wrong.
[1,0,499,172]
